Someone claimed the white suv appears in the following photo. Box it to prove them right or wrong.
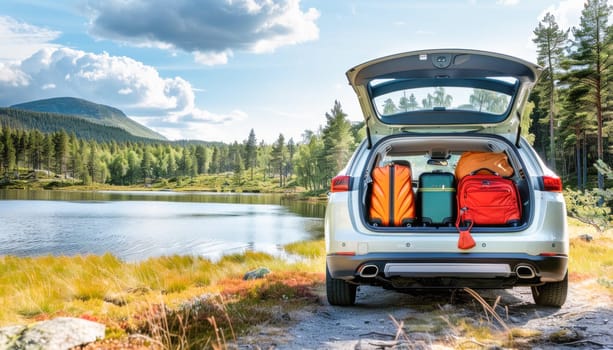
[325,49,568,307]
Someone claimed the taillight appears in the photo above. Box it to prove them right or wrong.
[330,175,351,193]
[542,175,562,192]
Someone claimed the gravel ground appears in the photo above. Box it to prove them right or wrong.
[238,279,613,350]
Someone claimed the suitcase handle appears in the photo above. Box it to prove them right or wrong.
[469,168,500,176]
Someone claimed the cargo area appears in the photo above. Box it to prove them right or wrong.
[359,135,533,232]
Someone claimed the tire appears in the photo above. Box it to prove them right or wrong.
[531,272,568,307]
[326,264,357,306]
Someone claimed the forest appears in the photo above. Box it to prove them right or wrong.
[0,0,611,226]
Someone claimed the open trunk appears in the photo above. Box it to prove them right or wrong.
[360,134,533,232]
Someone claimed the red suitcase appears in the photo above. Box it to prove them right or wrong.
[456,174,522,226]
[369,162,416,227]
[455,174,522,249]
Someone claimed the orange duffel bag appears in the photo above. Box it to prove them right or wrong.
[455,151,514,180]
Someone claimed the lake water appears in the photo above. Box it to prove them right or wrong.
[0,189,326,262]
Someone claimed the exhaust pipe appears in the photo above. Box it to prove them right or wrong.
[358,264,379,278]
[515,265,536,279]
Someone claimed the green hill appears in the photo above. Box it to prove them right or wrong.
[10,97,166,140]
[0,107,163,143]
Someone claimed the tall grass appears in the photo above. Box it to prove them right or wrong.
[0,241,326,332]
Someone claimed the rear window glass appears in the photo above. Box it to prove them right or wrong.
[373,86,512,116]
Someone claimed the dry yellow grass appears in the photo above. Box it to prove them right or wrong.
[0,242,325,327]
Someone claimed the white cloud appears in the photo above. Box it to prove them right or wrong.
[0,16,60,62]
[539,0,584,31]
[0,47,246,140]
[85,0,320,65]
[193,50,233,66]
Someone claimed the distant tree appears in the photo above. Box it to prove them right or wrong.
[294,129,326,191]
[1,126,16,177]
[245,129,257,180]
[382,98,398,114]
[87,143,98,183]
[53,130,69,178]
[533,12,569,171]
[257,140,272,179]
[322,101,353,181]
[195,144,207,174]
[209,147,219,174]
[398,95,410,112]
[234,152,244,186]
[286,137,295,179]
[126,150,140,184]
[423,87,452,109]
[42,134,54,175]
[433,87,453,107]
[109,153,128,185]
[271,133,287,187]
[470,89,508,113]
[141,148,153,183]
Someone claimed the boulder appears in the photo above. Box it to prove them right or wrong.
[0,317,105,350]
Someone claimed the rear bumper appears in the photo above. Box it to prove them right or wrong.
[327,252,568,287]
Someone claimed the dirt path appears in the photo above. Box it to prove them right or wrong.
[240,279,613,349]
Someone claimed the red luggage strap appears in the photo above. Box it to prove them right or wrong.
[455,207,476,250]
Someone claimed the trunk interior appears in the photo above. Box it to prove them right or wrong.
[360,134,532,232]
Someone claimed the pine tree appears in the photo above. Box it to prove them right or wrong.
[322,101,353,181]
[564,0,612,190]
[271,134,286,187]
[533,12,569,171]
[245,129,257,180]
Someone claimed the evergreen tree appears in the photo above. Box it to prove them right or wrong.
[234,152,244,186]
[195,144,207,174]
[382,98,398,114]
[322,101,353,181]
[564,0,612,190]
[271,134,286,187]
[209,147,219,174]
[245,129,257,180]
[53,130,69,178]
[141,148,153,183]
[1,126,16,177]
[533,12,569,171]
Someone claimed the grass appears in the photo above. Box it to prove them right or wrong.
[0,241,325,348]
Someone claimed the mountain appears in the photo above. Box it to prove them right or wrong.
[10,97,166,140]
[0,107,163,144]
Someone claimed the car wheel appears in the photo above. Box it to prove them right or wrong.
[531,271,568,307]
[326,264,357,306]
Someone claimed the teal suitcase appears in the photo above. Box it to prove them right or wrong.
[418,172,456,226]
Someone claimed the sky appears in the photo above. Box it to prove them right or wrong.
[0,0,586,144]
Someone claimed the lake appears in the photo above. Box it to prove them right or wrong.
[0,189,326,262]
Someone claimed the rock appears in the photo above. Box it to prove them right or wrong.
[579,234,593,242]
[243,267,271,280]
[0,317,105,350]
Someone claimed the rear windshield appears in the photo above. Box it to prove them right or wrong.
[373,86,513,117]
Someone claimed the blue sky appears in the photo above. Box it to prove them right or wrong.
[0,0,584,144]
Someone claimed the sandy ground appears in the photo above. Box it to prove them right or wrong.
[238,279,613,350]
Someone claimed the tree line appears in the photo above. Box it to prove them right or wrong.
[0,100,363,191]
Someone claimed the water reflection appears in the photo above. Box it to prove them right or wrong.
[0,189,326,261]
